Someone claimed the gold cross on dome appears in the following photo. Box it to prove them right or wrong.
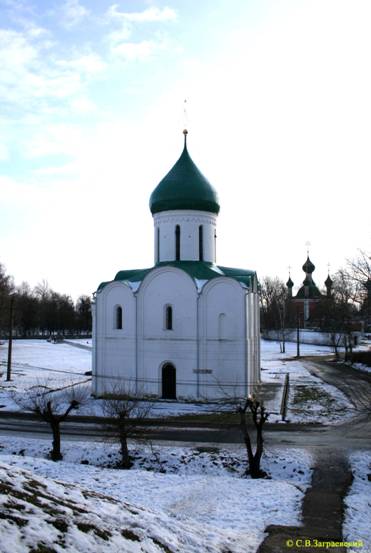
[183,98,188,133]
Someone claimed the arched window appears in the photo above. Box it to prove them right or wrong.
[199,225,204,261]
[218,313,226,339]
[157,227,160,263]
[175,225,180,261]
[165,305,173,330]
[116,306,123,329]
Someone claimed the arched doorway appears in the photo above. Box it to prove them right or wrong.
[162,363,176,399]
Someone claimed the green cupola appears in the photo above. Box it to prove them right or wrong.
[302,256,315,274]
[149,131,220,215]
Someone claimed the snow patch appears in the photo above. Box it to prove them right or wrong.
[0,437,313,553]
[343,451,371,552]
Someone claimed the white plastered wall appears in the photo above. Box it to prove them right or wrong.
[198,278,248,398]
[154,210,217,263]
[137,266,198,398]
[93,269,261,400]
[93,281,136,396]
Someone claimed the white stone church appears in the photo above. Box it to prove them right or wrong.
[92,131,260,400]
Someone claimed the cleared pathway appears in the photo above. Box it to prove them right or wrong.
[258,448,353,553]
[258,357,370,553]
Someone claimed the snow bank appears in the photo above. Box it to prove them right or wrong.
[0,460,251,553]
[0,437,313,553]
[343,451,371,552]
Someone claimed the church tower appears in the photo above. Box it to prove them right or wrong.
[286,275,294,298]
[149,130,219,264]
[325,273,333,298]
[292,255,323,325]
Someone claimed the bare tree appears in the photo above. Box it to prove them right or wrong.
[102,386,153,469]
[346,250,371,329]
[237,395,269,479]
[329,330,344,361]
[324,271,360,359]
[214,391,269,479]
[0,263,14,337]
[332,269,359,307]
[34,279,51,300]
[11,382,89,461]
[260,276,293,352]
[346,249,371,285]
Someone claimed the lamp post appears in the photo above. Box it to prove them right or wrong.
[6,293,15,382]
[296,309,301,358]
[366,279,371,333]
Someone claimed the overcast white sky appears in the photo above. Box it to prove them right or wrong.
[0,0,370,300]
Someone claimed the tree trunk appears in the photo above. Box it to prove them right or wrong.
[119,428,132,469]
[344,335,349,361]
[50,420,63,461]
[250,423,266,478]
[281,331,286,353]
[239,411,254,474]
[348,334,353,360]
[239,401,268,479]
[332,335,339,360]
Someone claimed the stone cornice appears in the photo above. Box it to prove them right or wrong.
[154,210,216,226]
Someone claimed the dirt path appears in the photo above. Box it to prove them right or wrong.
[259,357,370,553]
[258,448,353,553]
[264,356,371,449]
[303,357,371,413]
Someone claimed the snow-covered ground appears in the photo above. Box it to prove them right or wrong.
[0,340,91,411]
[345,337,371,375]
[0,338,356,423]
[0,460,244,553]
[0,436,313,553]
[343,451,371,552]
[351,362,371,375]
[0,339,370,552]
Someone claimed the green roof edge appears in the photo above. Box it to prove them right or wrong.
[97,261,256,292]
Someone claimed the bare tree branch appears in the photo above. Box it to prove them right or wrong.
[102,385,153,469]
[237,395,269,478]
[11,381,90,461]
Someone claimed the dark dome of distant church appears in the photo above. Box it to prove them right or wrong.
[302,256,315,274]
[149,131,220,215]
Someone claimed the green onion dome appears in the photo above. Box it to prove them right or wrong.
[149,131,220,215]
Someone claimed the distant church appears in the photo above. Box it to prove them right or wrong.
[92,131,260,400]
[286,254,333,326]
